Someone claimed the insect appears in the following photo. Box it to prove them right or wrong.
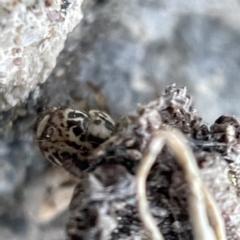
[34,107,115,176]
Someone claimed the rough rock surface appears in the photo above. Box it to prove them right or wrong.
[2,0,240,240]
[39,0,240,123]
[0,0,83,110]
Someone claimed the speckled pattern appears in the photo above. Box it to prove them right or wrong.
[0,0,83,110]
[34,107,115,177]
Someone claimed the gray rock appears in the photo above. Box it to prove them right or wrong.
[0,0,83,110]
[2,0,240,239]
[41,0,240,124]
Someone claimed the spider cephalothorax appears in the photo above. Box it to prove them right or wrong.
[34,107,115,175]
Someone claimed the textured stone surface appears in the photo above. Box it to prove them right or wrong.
[2,0,240,239]
[0,0,83,110]
[40,0,240,123]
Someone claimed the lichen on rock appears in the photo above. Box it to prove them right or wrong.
[0,0,83,110]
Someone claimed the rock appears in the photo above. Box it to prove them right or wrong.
[41,0,240,124]
[2,0,240,240]
[0,0,83,110]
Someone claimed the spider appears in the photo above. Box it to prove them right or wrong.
[34,82,115,177]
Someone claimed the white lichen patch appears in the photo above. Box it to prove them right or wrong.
[0,0,83,110]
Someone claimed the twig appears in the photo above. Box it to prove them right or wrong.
[162,129,216,240]
[136,128,226,240]
[136,136,166,240]
[201,185,227,240]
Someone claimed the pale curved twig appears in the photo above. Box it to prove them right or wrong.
[201,184,226,240]
[136,136,166,240]
[136,128,226,240]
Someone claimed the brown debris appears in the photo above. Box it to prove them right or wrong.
[48,84,240,240]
